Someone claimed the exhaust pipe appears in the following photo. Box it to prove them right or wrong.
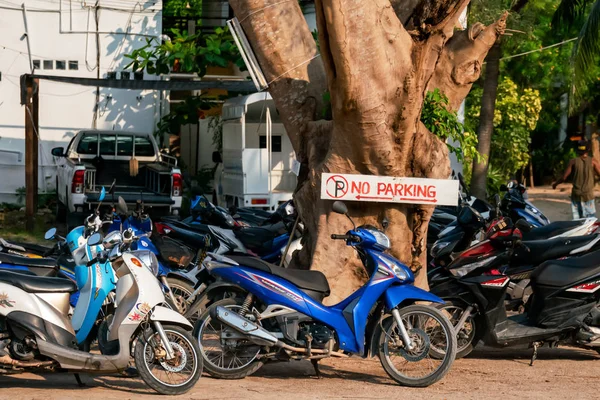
[211,306,278,346]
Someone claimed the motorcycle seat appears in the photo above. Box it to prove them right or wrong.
[521,220,586,241]
[513,234,600,266]
[0,252,56,269]
[227,255,331,300]
[530,248,600,288]
[0,270,77,293]
[233,223,287,253]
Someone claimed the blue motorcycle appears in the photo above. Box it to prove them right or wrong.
[193,201,457,387]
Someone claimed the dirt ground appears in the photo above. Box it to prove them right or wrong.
[2,187,599,399]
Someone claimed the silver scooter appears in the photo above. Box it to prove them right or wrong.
[0,231,202,395]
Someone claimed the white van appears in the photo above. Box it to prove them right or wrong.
[213,93,297,210]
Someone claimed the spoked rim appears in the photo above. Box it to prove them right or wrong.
[169,283,193,315]
[198,305,261,371]
[438,304,475,353]
[383,309,453,381]
[142,329,199,387]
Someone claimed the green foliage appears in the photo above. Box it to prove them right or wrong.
[208,116,224,153]
[532,144,577,180]
[465,77,542,186]
[421,89,481,164]
[125,26,245,77]
[157,96,214,136]
[163,0,203,17]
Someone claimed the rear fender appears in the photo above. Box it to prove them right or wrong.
[205,280,246,301]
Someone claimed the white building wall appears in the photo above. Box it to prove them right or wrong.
[0,0,163,203]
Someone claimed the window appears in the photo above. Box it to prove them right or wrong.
[99,134,116,156]
[259,136,282,152]
[134,71,143,80]
[76,133,99,155]
[32,60,40,69]
[120,71,131,80]
[116,135,154,157]
[56,60,66,70]
[69,60,78,70]
[106,71,117,79]
[43,60,53,70]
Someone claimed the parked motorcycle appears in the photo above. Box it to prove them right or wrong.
[431,219,600,360]
[0,230,202,395]
[192,201,457,387]
[156,197,302,266]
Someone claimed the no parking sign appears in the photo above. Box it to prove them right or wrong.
[321,173,458,206]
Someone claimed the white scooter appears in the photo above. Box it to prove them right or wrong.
[0,231,202,395]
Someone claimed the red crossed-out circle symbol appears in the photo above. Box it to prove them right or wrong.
[325,175,349,199]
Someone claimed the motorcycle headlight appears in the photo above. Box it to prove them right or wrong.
[366,228,391,250]
[133,250,159,276]
[450,256,496,277]
[391,264,410,281]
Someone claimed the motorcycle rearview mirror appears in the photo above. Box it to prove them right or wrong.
[87,232,103,247]
[116,196,128,215]
[515,219,534,233]
[332,201,348,215]
[332,201,356,229]
[44,227,57,241]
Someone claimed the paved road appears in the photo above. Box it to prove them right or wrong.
[1,347,599,400]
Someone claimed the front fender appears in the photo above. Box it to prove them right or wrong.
[383,284,443,310]
[150,305,193,330]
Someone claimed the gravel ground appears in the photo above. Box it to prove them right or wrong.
[2,188,598,399]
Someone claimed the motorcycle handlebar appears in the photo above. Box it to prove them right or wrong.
[331,234,361,243]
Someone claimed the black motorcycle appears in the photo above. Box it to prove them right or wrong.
[431,227,600,360]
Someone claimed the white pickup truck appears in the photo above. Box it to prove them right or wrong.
[52,130,182,227]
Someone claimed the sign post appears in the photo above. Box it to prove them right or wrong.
[320,173,458,206]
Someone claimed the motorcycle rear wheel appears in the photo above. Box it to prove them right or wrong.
[194,298,264,379]
[435,300,483,359]
[134,324,202,395]
[378,305,457,387]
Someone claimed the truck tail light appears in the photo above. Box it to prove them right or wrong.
[172,173,182,197]
[72,170,85,194]
[251,198,268,205]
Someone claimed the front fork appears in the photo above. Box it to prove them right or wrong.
[392,308,415,351]
[153,321,175,360]
[160,276,183,314]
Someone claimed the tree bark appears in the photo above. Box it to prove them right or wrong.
[470,42,501,199]
[229,0,507,303]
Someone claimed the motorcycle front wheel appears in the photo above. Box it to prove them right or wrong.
[134,324,202,395]
[377,304,457,387]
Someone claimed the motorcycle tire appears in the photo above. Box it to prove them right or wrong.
[377,304,457,387]
[435,300,484,359]
[165,277,195,315]
[194,298,264,379]
[134,324,202,395]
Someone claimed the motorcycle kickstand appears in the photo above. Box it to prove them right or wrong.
[530,342,541,366]
[74,373,85,387]
[311,359,322,379]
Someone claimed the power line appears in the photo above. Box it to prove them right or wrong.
[499,38,578,62]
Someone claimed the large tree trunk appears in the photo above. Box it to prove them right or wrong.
[470,42,501,199]
[229,0,507,303]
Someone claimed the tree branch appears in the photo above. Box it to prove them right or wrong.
[229,0,328,155]
[426,12,509,111]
